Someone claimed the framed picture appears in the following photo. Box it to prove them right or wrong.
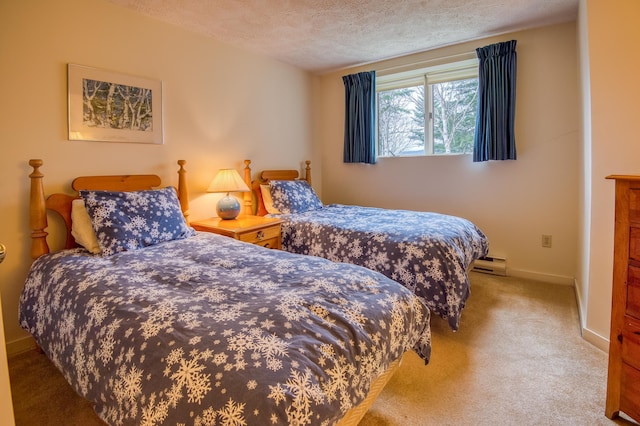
[68,64,163,144]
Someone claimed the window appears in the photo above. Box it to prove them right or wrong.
[376,58,479,157]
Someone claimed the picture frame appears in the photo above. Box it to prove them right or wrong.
[67,64,163,144]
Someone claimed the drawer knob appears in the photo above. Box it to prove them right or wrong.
[256,231,264,240]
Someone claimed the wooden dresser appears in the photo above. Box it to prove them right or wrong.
[606,175,640,422]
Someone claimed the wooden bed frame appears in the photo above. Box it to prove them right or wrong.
[26,158,399,426]
[245,159,312,216]
[28,159,190,260]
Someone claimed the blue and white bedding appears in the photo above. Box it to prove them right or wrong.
[265,180,488,331]
[19,232,431,426]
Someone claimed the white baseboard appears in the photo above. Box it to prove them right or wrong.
[582,327,609,353]
[572,281,609,353]
[6,336,36,357]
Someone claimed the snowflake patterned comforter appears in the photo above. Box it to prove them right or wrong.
[269,205,489,331]
[19,232,431,426]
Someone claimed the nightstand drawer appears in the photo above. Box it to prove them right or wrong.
[238,225,281,245]
[252,236,279,249]
[190,216,283,250]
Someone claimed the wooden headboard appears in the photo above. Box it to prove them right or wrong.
[28,159,190,260]
[244,159,312,216]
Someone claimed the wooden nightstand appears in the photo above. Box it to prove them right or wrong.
[191,215,283,249]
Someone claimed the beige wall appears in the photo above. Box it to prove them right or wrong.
[0,0,316,351]
[314,23,580,285]
[579,0,640,349]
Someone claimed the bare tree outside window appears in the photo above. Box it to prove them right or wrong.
[433,78,478,154]
[378,86,424,156]
[377,63,478,157]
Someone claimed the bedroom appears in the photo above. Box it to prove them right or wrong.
[0,0,639,423]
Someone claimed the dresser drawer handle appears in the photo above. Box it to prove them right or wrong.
[256,231,264,241]
[263,243,271,248]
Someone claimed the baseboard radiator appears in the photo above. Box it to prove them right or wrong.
[472,255,507,276]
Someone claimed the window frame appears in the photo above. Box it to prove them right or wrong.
[376,57,479,158]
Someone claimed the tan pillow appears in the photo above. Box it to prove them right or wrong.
[71,199,101,254]
[260,184,281,214]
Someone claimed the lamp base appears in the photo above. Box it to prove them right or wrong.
[217,195,241,220]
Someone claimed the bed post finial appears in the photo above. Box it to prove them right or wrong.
[243,159,253,216]
[29,159,49,259]
[305,160,312,185]
[177,160,190,223]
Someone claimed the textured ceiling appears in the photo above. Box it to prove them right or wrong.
[107,0,579,73]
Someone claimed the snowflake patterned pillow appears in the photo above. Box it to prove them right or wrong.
[80,187,195,256]
[269,180,323,214]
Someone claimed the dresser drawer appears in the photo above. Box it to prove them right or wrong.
[630,189,640,223]
[238,225,281,245]
[628,266,640,319]
[630,227,640,262]
[622,315,640,370]
[621,363,640,422]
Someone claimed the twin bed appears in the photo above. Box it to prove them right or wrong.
[19,159,431,426]
[246,160,489,331]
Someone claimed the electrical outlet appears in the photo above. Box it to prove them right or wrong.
[542,234,552,248]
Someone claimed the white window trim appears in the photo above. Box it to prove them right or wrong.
[376,57,479,157]
[376,58,478,90]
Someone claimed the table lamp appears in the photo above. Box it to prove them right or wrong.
[207,169,250,219]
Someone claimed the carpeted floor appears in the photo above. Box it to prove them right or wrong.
[8,273,640,425]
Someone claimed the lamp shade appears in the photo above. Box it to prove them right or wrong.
[207,169,250,220]
[207,169,250,194]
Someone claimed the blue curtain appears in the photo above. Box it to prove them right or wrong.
[343,71,376,164]
[473,40,517,162]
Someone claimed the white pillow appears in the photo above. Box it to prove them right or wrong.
[260,184,281,214]
[71,199,101,254]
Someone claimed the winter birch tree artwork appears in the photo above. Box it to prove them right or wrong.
[82,79,153,131]
[68,64,163,143]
